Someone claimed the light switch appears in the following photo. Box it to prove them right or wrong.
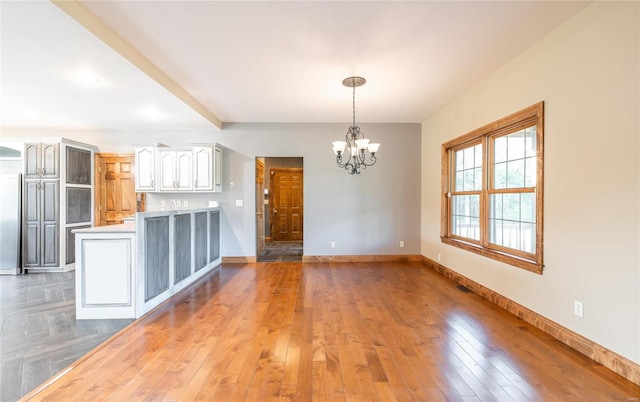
[184,201,188,207]
[235,199,243,207]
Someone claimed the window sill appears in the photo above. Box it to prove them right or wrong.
[441,237,543,275]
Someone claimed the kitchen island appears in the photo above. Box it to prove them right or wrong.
[74,208,221,319]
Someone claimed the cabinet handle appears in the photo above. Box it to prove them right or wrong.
[177,181,180,188]
[195,180,198,188]
[151,180,154,188]
[43,168,46,175]
[173,180,176,189]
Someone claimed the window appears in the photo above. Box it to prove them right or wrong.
[441,102,544,274]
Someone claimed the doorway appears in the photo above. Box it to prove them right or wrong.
[94,154,145,226]
[256,157,303,262]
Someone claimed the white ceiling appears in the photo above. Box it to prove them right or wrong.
[1,1,589,131]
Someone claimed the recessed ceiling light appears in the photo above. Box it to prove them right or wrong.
[74,70,101,86]
[140,105,164,120]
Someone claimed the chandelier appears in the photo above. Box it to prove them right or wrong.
[332,76,380,175]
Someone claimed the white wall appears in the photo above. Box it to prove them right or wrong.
[421,2,640,363]
[5,122,422,258]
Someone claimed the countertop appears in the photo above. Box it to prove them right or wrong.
[73,223,136,234]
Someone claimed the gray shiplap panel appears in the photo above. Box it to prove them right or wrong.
[174,214,191,284]
[194,212,207,271]
[66,188,91,224]
[65,147,91,185]
[144,216,170,302]
[209,211,220,263]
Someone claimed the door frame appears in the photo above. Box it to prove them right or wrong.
[269,167,304,242]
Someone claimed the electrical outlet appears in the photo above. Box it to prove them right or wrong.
[176,200,181,207]
[183,201,188,207]
[437,253,441,262]
[235,199,243,207]
[400,240,405,248]
[330,241,336,249]
[574,301,584,317]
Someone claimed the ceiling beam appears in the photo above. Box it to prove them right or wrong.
[51,0,222,129]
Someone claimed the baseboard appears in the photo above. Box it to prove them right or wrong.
[222,256,257,263]
[420,255,640,387]
[303,254,423,263]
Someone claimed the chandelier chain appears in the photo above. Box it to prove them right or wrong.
[352,79,356,127]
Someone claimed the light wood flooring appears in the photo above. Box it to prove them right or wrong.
[0,272,132,402]
[19,262,640,401]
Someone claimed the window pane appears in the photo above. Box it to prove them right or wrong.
[451,194,480,240]
[474,167,482,191]
[507,131,525,160]
[491,193,503,219]
[525,156,536,187]
[455,150,463,171]
[503,193,520,221]
[463,170,474,191]
[489,193,536,254]
[494,136,507,163]
[507,159,525,188]
[520,222,536,253]
[456,171,464,191]
[520,193,535,223]
[474,145,483,167]
[463,147,474,170]
[494,162,506,189]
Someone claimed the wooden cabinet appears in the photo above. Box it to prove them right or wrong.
[135,144,222,193]
[134,145,159,192]
[158,149,193,191]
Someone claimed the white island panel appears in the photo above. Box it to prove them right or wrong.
[83,239,131,305]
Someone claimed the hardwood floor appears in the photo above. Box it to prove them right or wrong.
[0,272,133,402]
[21,262,640,401]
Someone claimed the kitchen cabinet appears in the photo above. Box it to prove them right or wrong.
[21,138,96,272]
[193,145,222,192]
[23,179,59,268]
[158,149,193,191]
[134,144,162,192]
[24,142,59,178]
[134,144,222,193]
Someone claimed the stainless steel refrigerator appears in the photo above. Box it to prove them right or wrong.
[0,173,22,274]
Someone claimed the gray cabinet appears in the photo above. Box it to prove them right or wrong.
[23,179,59,268]
[24,143,59,179]
[22,139,96,271]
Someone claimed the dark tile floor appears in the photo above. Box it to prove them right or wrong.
[0,272,133,402]
[257,241,303,262]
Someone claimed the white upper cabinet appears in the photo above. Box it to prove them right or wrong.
[135,143,222,193]
[159,149,193,192]
[134,145,159,192]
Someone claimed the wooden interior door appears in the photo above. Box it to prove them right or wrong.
[95,154,144,226]
[256,159,265,252]
[270,168,303,241]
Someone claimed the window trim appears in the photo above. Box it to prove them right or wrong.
[440,102,544,274]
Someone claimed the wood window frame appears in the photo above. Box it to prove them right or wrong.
[441,102,544,274]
